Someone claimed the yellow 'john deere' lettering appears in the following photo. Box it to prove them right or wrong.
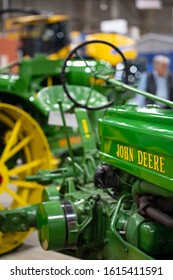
[116,144,134,162]
[116,144,165,174]
[137,150,165,173]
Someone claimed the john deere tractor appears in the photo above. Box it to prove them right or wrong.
[0,8,138,257]
[0,39,130,254]
[1,40,173,260]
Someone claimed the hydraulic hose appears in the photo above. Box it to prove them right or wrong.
[138,195,173,229]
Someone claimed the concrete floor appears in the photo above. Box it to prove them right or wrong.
[0,231,78,260]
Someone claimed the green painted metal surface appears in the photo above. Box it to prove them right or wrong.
[37,201,67,251]
[99,106,173,192]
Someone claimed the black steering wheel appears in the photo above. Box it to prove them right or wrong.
[61,39,128,111]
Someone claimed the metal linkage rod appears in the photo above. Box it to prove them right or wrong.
[96,74,173,108]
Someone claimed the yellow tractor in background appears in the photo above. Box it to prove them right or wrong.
[5,13,71,60]
[85,32,137,65]
[4,10,137,64]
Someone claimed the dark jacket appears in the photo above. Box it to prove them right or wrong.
[146,73,173,105]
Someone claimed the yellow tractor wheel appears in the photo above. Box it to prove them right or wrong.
[0,103,53,255]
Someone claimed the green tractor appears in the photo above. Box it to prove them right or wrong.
[1,40,173,260]
[0,40,126,154]
[0,40,130,254]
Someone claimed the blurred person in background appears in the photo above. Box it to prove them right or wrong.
[129,55,173,108]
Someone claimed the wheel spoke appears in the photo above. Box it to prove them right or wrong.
[0,104,52,255]
[1,119,22,163]
[3,135,34,163]
[6,186,28,206]
[8,159,44,176]
[75,50,95,74]
[85,78,96,106]
[10,180,43,190]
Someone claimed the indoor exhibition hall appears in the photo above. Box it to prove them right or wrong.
[0,0,173,262]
